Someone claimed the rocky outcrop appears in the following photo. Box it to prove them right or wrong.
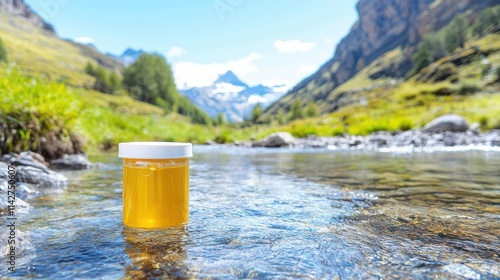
[0,0,54,32]
[423,114,469,133]
[265,0,498,117]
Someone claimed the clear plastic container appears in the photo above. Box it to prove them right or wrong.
[118,142,193,228]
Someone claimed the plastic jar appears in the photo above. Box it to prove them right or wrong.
[118,142,193,228]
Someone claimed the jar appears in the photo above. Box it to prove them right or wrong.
[118,142,192,228]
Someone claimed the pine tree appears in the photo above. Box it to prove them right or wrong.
[305,101,318,117]
[251,103,263,123]
[290,99,304,121]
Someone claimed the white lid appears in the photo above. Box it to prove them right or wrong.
[118,142,193,159]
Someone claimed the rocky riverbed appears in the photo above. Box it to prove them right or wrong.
[0,152,93,213]
[234,114,500,151]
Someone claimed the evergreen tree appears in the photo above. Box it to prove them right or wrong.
[84,62,95,76]
[277,108,286,125]
[122,53,211,124]
[290,99,304,121]
[444,15,467,53]
[251,103,263,123]
[216,113,225,125]
[305,101,318,117]
[0,37,7,63]
[108,72,120,93]
[408,33,445,77]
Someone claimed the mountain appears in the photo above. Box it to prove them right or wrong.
[108,48,145,66]
[181,71,287,122]
[264,0,500,118]
[0,0,54,33]
[0,0,124,85]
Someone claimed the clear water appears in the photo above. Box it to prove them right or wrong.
[3,146,500,279]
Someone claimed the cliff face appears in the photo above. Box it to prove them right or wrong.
[266,0,499,116]
[0,0,54,32]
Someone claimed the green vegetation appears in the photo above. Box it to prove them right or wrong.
[85,62,121,94]
[251,103,263,123]
[472,6,500,37]
[410,6,500,77]
[0,11,122,85]
[444,15,467,53]
[305,102,318,118]
[290,99,304,121]
[122,53,212,124]
[0,67,221,155]
[0,36,7,63]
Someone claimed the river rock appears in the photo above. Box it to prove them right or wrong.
[253,132,296,148]
[0,152,67,189]
[423,114,469,133]
[50,154,93,170]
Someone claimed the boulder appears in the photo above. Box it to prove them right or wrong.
[50,154,93,170]
[253,132,296,148]
[0,153,67,189]
[423,114,469,133]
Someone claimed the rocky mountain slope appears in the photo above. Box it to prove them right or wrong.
[264,0,500,117]
[181,71,286,122]
[0,0,54,32]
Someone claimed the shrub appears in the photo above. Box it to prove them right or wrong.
[457,82,482,95]
[0,37,7,63]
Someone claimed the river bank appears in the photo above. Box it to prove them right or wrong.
[232,114,500,151]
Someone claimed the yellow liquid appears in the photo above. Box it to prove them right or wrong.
[122,158,189,228]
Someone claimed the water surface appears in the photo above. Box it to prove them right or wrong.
[3,146,500,279]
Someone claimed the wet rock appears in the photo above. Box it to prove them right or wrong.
[233,140,252,147]
[2,151,50,172]
[205,139,217,145]
[0,152,67,189]
[15,166,67,189]
[253,132,296,148]
[423,114,469,133]
[50,154,93,170]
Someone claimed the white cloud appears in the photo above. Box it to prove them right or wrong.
[167,46,185,58]
[74,36,94,44]
[298,64,318,75]
[173,52,262,89]
[274,39,317,53]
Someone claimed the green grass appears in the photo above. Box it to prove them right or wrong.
[0,67,221,155]
[0,11,120,86]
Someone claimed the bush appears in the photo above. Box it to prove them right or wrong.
[457,82,482,95]
[0,37,7,63]
[84,62,121,94]
[409,33,446,77]
[495,66,500,83]
[0,68,83,159]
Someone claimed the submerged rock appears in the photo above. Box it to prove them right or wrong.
[423,114,469,133]
[50,154,93,170]
[253,132,296,148]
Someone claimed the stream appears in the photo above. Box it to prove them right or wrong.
[3,146,500,279]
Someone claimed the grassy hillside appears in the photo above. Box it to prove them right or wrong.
[0,67,223,156]
[257,33,500,137]
[0,10,122,86]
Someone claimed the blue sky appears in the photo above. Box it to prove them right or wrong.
[25,0,358,89]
